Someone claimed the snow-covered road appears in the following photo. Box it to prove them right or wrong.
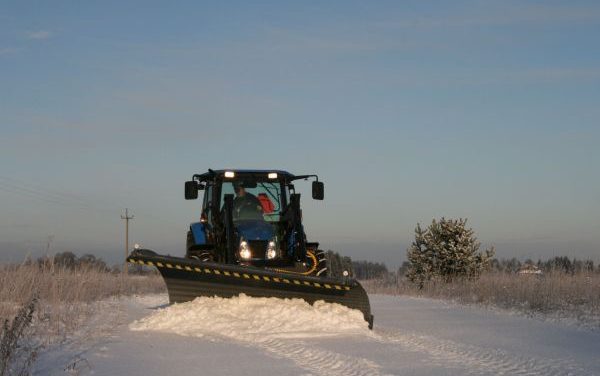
[34,294,600,375]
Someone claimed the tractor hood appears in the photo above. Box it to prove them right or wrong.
[235,220,275,241]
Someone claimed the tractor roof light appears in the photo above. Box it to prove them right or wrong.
[268,172,278,179]
[224,171,235,178]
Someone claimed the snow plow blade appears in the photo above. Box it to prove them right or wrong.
[127,250,373,329]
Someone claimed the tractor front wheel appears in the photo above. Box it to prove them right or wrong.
[307,249,328,277]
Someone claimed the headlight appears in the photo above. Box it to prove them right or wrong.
[266,240,277,259]
[239,240,251,260]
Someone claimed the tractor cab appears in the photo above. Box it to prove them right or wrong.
[184,169,324,272]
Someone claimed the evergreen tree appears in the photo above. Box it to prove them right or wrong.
[406,218,494,287]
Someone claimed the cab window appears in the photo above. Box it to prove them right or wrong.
[220,180,284,222]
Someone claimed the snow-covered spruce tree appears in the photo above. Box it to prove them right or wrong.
[406,218,494,287]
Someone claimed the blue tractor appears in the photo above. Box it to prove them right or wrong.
[128,169,373,328]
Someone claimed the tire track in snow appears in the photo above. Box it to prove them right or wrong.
[129,295,380,375]
[372,329,592,376]
[251,337,382,376]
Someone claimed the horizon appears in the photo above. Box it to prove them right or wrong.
[1,233,597,271]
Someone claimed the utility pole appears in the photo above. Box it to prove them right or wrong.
[45,235,54,256]
[46,235,54,272]
[121,208,134,275]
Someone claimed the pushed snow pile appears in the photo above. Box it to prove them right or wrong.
[130,294,369,340]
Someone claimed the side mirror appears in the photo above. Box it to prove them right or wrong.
[312,181,324,200]
[185,181,202,200]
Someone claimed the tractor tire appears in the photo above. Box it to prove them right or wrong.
[189,252,214,262]
[186,230,214,262]
[315,249,328,277]
[308,249,328,277]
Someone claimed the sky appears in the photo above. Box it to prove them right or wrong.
[1,1,599,268]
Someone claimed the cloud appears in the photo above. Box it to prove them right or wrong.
[377,3,600,29]
[0,47,19,56]
[518,68,600,82]
[26,30,53,40]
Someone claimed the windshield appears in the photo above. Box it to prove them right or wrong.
[221,180,284,222]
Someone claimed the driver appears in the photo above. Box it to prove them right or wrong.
[233,182,263,219]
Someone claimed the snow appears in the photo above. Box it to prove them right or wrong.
[33,294,600,375]
[130,294,370,340]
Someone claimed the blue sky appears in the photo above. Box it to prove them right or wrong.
[1,1,599,267]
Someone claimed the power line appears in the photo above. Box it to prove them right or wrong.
[0,175,183,230]
[0,180,110,213]
[0,175,94,205]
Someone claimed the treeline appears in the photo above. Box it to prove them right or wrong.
[25,252,113,272]
[399,256,599,277]
[325,251,389,279]
[489,256,596,274]
[22,252,153,274]
[327,255,600,281]
[19,251,598,279]
[326,250,354,279]
[352,261,389,280]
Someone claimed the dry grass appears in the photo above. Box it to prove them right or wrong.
[1,297,39,376]
[0,262,165,374]
[0,263,166,342]
[363,271,600,327]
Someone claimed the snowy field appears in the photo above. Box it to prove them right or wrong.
[33,294,600,375]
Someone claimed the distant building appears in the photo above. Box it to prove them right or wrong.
[517,264,543,275]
